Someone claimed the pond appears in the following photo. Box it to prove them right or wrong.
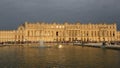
[0,45,120,68]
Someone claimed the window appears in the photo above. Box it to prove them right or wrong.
[113,33,115,37]
[28,31,30,36]
[56,32,58,36]
[56,26,58,28]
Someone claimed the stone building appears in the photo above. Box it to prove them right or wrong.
[117,31,120,41]
[0,22,120,43]
[0,30,16,43]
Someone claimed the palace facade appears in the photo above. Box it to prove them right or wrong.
[0,22,120,43]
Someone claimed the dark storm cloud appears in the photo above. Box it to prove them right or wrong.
[0,0,120,29]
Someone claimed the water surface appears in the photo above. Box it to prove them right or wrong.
[0,45,120,68]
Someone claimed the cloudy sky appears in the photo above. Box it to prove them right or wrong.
[0,0,120,30]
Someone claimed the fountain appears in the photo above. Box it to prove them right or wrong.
[40,40,44,47]
[38,40,51,48]
[31,40,63,48]
[58,44,63,48]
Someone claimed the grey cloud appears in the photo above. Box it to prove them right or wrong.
[0,0,120,29]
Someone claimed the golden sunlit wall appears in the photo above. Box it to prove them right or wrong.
[117,31,120,41]
[0,22,119,43]
[0,30,16,42]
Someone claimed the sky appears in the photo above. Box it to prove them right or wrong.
[0,0,120,30]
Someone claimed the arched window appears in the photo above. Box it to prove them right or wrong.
[28,31,30,36]
[113,32,115,37]
[56,31,58,36]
